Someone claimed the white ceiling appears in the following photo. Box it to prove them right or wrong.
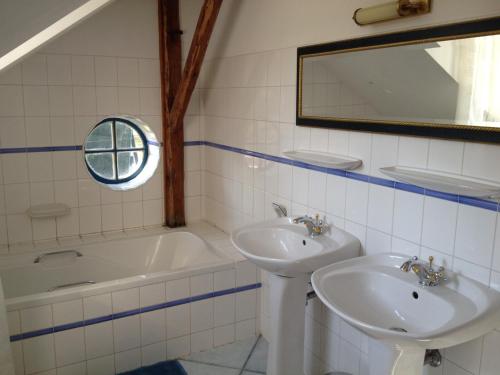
[0,0,114,72]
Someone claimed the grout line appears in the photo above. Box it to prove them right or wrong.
[239,334,262,375]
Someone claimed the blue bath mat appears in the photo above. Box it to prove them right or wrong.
[119,360,187,375]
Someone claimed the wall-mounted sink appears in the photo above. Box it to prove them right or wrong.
[231,217,360,375]
[231,217,360,277]
[311,253,500,375]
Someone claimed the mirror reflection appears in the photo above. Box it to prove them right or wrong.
[301,34,500,128]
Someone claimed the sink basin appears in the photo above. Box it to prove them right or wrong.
[311,253,500,375]
[231,217,360,375]
[231,217,360,277]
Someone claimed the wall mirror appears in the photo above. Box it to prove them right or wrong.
[296,17,500,143]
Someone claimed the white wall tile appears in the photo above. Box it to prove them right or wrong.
[112,288,139,313]
[0,86,24,117]
[214,295,235,327]
[141,310,166,345]
[53,299,83,326]
[49,86,74,116]
[25,117,51,147]
[24,86,50,117]
[84,293,112,319]
[308,171,326,211]
[95,56,117,86]
[190,329,213,353]
[85,322,114,359]
[141,341,166,366]
[191,300,214,333]
[166,278,190,301]
[47,55,71,85]
[167,336,190,359]
[23,335,55,374]
[115,348,141,374]
[57,362,86,375]
[367,185,394,234]
[370,134,398,177]
[50,117,75,146]
[455,205,496,267]
[86,354,115,375]
[79,206,101,234]
[7,214,33,243]
[117,58,139,87]
[397,136,429,168]
[421,197,458,255]
[345,180,369,225]
[191,273,213,296]
[54,328,85,367]
[428,139,464,174]
[0,117,26,147]
[21,305,52,332]
[113,315,141,352]
[453,258,490,285]
[71,56,95,86]
[73,87,97,116]
[392,191,424,244]
[22,54,47,85]
[166,305,190,339]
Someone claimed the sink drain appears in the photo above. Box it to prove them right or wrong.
[389,327,408,333]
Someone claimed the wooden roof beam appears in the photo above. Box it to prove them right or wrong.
[159,0,222,227]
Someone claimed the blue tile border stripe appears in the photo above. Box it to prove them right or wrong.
[9,282,261,342]
[1,140,498,212]
[0,145,82,154]
[185,141,500,213]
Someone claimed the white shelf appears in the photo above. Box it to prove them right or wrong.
[27,203,71,219]
[283,150,362,170]
[379,166,500,198]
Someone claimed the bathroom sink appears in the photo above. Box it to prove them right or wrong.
[311,253,500,350]
[231,217,360,277]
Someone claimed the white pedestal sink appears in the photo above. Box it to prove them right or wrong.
[311,253,500,375]
[231,218,360,375]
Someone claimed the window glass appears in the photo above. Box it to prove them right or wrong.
[83,116,160,191]
[116,121,144,149]
[117,150,144,179]
[85,153,115,179]
[85,121,113,150]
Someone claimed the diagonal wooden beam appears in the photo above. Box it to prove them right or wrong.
[159,0,222,227]
[158,0,184,227]
[168,0,223,130]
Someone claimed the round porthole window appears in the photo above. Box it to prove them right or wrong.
[83,116,160,191]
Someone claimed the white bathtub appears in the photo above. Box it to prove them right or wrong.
[3,226,260,375]
[0,229,232,310]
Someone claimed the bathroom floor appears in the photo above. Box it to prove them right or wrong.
[179,336,268,374]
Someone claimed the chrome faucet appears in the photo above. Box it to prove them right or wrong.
[293,214,329,238]
[400,256,447,287]
[272,202,288,217]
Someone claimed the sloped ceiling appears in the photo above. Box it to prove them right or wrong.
[0,0,114,72]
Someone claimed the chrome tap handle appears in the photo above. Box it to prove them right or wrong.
[272,202,288,218]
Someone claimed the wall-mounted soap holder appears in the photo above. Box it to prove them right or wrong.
[380,166,500,199]
[27,203,71,219]
[283,150,362,170]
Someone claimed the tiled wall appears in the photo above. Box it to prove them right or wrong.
[8,258,259,375]
[178,0,500,374]
[0,0,202,251]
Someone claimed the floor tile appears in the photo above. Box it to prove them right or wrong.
[179,361,240,375]
[244,336,268,373]
[184,336,258,369]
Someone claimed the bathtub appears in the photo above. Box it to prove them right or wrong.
[1,226,261,375]
[1,229,232,309]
